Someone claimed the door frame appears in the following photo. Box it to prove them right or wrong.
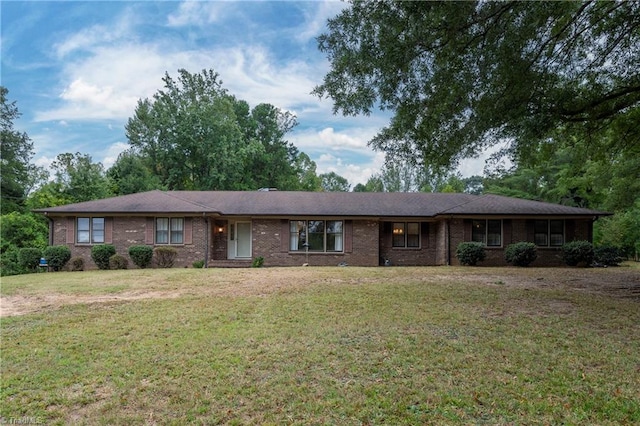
[227,219,252,259]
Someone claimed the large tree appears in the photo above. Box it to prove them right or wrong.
[314,1,640,170]
[126,69,303,191]
[0,87,46,213]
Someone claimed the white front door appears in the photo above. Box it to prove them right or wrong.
[228,221,252,259]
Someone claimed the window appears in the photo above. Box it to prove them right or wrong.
[534,219,564,247]
[472,219,502,247]
[392,222,420,248]
[77,217,104,244]
[156,217,184,244]
[290,220,343,252]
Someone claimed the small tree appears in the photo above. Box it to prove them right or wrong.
[129,245,154,268]
[18,247,42,272]
[91,244,116,270]
[594,245,624,266]
[109,254,128,270]
[456,242,486,266]
[154,247,177,268]
[69,256,85,272]
[562,240,594,267]
[43,245,71,271]
[505,242,537,267]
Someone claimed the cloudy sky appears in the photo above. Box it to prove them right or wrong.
[2,1,484,188]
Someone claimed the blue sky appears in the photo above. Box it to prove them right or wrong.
[2,1,485,188]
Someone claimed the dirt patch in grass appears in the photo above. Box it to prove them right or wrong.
[1,265,638,318]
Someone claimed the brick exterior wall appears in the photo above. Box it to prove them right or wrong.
[448,218,594,267]
[51,215,209,269]
[49,215,595,269]
[252,219,379,266]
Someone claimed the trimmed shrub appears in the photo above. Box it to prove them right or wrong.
[70,256,85,272]
[456,242,486,266]
[594,245,624,266]
[252,256,264,268]
[91,244,116,270]
[1,249,23,276]
[43,245,71,271]
[562,240,594,267]
[18,248,42,272]
[505,242,537,267]
[154,247,177,268]
[192,259,205,268]
[128,245,154,269]
[109,254,128,270]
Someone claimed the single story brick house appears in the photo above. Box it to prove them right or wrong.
[35,190,609,268]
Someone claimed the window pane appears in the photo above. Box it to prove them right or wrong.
[290,221,305,251]
[407,222,420,247]
[170,218,184,244]
[534,220,549,246]
[308,220,325,251]
[471,220,486,244]
[326,221,343,251]
[550,220,563,233]
[156,218,169,244]
[392,222,406,247]
[77,218,90,243]
[77,231,90,243]
[92,218,105,243]
[550,220,564,246]
[487,220,501,246]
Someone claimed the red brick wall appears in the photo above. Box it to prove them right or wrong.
[378,221,439,266]
[448,218,594,267]
[252,219,379,266]
[50,215,209,269]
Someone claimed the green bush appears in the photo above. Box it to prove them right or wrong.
[43,245,71,271]
[91,244,117,270]
[456,242,486,266]
[70,256,85,272]
[252,256,264,268]
[128,245,154,269]
[505,242,537,267]
[18,247,42,272]
[562,240,594,267]
[154,247,177,268]
[109,254,128,270]
[192,259,205,268]
[1,249,23,276]
[594,245,624,266]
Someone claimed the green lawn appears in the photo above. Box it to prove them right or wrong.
[1,266,639,425]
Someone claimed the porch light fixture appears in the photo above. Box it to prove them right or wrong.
[217,226,224,233]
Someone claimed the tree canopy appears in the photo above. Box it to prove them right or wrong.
[314,1,640,169]
[1,87,46,214]
[126,69,303,191]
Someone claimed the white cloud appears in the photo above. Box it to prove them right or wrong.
[100,142,130,170]
[167,1,226,27]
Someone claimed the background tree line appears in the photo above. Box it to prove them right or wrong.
[2,1,639,274]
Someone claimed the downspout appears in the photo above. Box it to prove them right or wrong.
[446,216,452,266]
[203,213,209,268]
[44,213,54,245]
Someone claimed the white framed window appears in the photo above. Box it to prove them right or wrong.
[77,217,105,244]
[534,219,564,247]
[156,217,184,244]
[392,222,420,248]
[290,220,343,252]
[472,219,502,247]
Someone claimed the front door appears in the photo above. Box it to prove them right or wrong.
[228,221,252,259]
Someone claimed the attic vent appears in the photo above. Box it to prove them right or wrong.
[258,188,278,191]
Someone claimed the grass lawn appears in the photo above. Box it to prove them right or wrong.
[1,266,639,425]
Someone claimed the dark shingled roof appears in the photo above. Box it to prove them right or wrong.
[34,190,610,217]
